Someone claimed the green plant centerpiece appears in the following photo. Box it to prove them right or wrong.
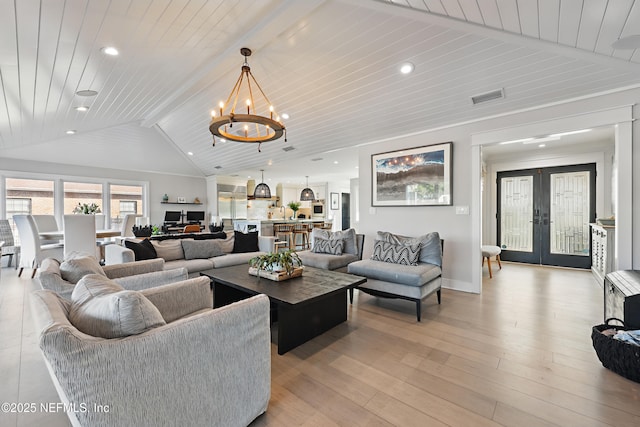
[72,202,101,214]
[287,201,301,220]
[249,250,302,276]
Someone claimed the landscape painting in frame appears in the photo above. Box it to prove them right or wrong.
[372,142,452,206]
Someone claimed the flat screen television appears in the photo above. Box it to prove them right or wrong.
[164,211,181,223]
[186,211,205,223]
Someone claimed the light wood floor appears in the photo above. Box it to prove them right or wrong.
[2,263,639,426]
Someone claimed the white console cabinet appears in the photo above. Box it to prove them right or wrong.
[591,224,615,287]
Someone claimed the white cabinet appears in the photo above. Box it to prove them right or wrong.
[591,224,615,287]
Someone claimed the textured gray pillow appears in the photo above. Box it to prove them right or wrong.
[312,237,344,255]
[371,240,420,266]
[69,274,165,338]
[377,231,442,266]
[59,256,106,284]
[151,239,185,261]
[181,239,225,260]
[312,228,357,255]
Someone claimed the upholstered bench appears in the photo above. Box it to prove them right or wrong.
[348,231,443,321]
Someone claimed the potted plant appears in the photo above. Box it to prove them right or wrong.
[249,250,302,276]
[287,201,301,220]
[72,202,101,214]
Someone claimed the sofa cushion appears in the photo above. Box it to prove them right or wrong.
[59,255,106,284]
[297,251,358,271]
[69,274,166,338]
[312,237,344,255]
[194,232,227,240]
[232,231,259,253]
[312,228,358,255]
[181,239,225,260]
[210,251,265,268]
[164,258,214,274]
[347,259,442,287]
[151,239,184,261]
[371,240,420,266]
[377,231,442,266]
[124,239,157,261]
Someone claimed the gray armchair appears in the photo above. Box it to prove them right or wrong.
[30,277,271,427]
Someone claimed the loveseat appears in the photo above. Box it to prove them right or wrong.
[348,231,443,322]
[105,231,276,277]
[30,274,271,427]
[296,228,365,272]
[38,256,188,301]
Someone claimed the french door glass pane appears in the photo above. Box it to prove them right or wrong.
[549,171,590,256]
[500,176,533,252]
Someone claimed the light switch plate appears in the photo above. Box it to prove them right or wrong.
[455,205,469,215]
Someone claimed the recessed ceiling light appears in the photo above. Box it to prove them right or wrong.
[400,62,414,74]
[101,46,119,56]
[219,138,226,143]
[187,151,193,156]
[75,106,89,112]
[76,90,98,97]
[281,113,290,120]
[538,144,546,148]
[334,161,339,164]
[66,130,76,135]
[611,35,640,50]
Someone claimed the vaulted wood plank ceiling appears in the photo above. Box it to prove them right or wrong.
[1,0,638,182]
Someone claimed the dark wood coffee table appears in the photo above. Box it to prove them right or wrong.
[200,264,366,354]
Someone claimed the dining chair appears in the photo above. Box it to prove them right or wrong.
[63,215,98,260]
[32,214,61,244]
[14,215,64,278]
[183,224,201,233]
[121,214,142,237]
[94,213,106,230]
[0,219,20,269]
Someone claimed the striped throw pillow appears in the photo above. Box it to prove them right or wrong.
[371,240,420,265]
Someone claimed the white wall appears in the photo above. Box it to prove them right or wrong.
[0,158,207,227]
[357,87,639,294]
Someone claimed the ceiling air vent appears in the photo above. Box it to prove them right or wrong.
[311,157,323,162]
[471,88,504,105]
[282,146,295,152]
[214,166,223,169]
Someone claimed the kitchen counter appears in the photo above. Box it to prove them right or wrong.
[234,219,326,236]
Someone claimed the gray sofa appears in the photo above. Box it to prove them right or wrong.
[348,231,443,322]
[296,228,365,272]
[105,231,276,277]
[30,275,271,427]
[38,257,188,301]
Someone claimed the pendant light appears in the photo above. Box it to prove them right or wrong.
[299,176,315,201]
[254,170,271,198]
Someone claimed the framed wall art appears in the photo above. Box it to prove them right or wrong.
[330,192,339,210]
[371,141,452,206]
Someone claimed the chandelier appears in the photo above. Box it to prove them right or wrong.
[209,48,287,152]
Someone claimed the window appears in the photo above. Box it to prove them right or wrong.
[110,184,143,228]
[6,198,32,217]
[64,181,103,214]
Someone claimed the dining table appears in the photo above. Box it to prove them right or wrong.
[39,229,122,240]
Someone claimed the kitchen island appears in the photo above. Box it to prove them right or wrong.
[234,219,327,236]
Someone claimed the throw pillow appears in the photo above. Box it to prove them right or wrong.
[59,255,106,284]
[232,231,259,253]
[312,237,344,255]
[377,231,442,266]
[371,240,421,266]
[217,232,235,253]
[181,239,225,260]
[151,239,184,261]
[310,228,358,255]
[124,239,157,261]
[69,274,166,338]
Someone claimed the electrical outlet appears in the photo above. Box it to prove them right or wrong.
[455,205,469,215]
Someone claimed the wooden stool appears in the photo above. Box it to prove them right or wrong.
[273,224,294,251]
[292,223,310,250]
[482,245,502,278]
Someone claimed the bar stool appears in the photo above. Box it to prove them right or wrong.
[292,223,311,250]
[321,222,333,230]
[273,224,294,251]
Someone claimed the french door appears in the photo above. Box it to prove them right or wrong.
[497,164,596,268]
